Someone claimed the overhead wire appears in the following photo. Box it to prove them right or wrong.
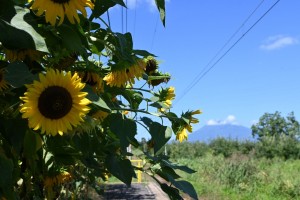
[186,0,266,92]
[126,0,128,32]
[121,5,124,33]
[175,0,281,104]
[133,0,137,38]
[106,11,111,28]
[151,15,159,50]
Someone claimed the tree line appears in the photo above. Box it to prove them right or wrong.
[166,111,300,160]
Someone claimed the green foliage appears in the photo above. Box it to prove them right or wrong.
[5,61,36,87]
[218,154,258,189]
[167,141,209,160]
[209,138,240,158]
[255,135,300,159]
[252,111,300,139]
[0,0,199,199]
[143,117,172,154]
[252,111,300,159]
[155,0,166,26]
[176,155,300,199]
[105,155,135,186]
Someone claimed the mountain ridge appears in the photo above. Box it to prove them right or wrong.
[188,124,255,142]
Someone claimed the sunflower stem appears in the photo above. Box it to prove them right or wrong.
[111,107,178,120]
[136,120,150,133]
[125,87,153,93]
[98,17,112,32]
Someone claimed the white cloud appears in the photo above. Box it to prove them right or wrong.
[206,119,220,125]
[206,115,238,126]
[126,0,143,9]
[260,35,298,50]
[125,0,155,10]
[126,0,137,9]
[146,0,156,8]
[126,0,170,10]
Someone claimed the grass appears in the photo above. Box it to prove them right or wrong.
[175,153,300,200]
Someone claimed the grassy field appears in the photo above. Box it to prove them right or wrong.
[175,153,300,200]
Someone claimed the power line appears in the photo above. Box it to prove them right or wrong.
[133,0,137,38]
[121,5,124,33]
[126,0,128,32]
[186,0,266,93]
[175,0,281,104]
[106,11,111,28]
[151,15,159,50]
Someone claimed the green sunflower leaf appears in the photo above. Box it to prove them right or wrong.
[140,117,153,127]
[5,61,37,88]
[105,155,135,186]
[161,159,196,174]
[115,32,134,62]
[91,0,125,19]
[0,6,48,52]
[148,122,172,155]
[57,25,86,55]
[118,89,143,110]
[0,116,27,154]
[92,97,111,112]
[90,29,107,54]
[132,50,156,57]
[23,130,42,159]
[0,153,14,188]
[160,183,182,200]
[155,0,166,26]
[108,113,138,150]
[111,0,126,7]
[156,166,181,181]
[149,101,169,110]
[0,0,15,22]
[168,178,198,200]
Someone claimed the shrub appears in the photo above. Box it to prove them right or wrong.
[217,153,258,190]
[209,138,240,157]
[255,135,300,159]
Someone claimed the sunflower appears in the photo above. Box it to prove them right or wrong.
[92,110,109,122]
[157,86,175,112]
[166,87,175,101]
[79,71,104,94]
[0,69,9,92]
[144,56,158,75]
[190,110,202,123]
[103,60,145,87]
[30,0,94,26]
[4,48,42,62]
[147,71,171,87]
[44,171,72,188]
[20,69,91,136]
[52,54,78,70]
[175,109,202,142]
[176,128,188,143]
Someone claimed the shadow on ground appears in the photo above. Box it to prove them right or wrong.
[103,183,155,200]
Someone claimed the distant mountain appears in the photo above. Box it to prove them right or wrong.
[188,124,255,142]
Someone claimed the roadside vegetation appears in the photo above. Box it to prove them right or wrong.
[166,112,300,199]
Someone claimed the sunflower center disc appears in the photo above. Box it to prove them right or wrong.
[38,86,73,119]
[51,0,70,3]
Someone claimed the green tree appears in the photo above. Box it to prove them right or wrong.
[252,112,300,159]
[251,111,300,140]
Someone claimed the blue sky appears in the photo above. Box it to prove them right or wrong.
[102,0,300,138]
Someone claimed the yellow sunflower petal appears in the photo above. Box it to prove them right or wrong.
[20,69,91,136]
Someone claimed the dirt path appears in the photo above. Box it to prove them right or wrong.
[102,183,169,200]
